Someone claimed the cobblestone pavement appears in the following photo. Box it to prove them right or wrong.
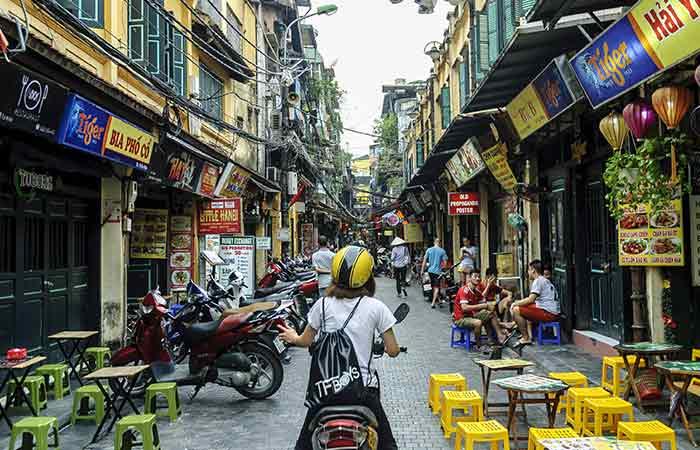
[6,277,695,450]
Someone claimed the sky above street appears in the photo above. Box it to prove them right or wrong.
[308,0,452,156]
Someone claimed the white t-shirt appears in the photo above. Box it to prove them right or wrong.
[308,296,396,387]
[460,245,478,269]
[531,275,560,315]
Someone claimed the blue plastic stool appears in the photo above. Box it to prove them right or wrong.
[536,321,561,345]
[451,324,473,351]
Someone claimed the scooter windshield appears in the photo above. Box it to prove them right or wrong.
[187,281,208,299]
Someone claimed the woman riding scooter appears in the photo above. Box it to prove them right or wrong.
[278,245,401,450]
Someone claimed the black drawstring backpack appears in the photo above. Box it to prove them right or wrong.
[304,297,366,409]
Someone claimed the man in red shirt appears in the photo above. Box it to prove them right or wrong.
[479,268,513,323]
[453,269,505,348]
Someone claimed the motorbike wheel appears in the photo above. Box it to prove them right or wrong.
[234,343,283,400]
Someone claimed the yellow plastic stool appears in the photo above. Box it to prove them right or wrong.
[440,390,483,438]
[602,356,645,397]
[617,421,677,450]
[528,427,578,450]
[692,349,700,386]
[582,397,634,437]
[455,420,510,450]
[566,387,611,434]
[548,372,588,414]
[428,373,467,415]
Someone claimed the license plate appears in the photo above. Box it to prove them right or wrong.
[273,337,286,354]
[423,284,432,291]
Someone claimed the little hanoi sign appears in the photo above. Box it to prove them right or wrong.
[570,0,700,108]
[448,192,480,216]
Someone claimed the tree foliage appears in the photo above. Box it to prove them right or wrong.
[374,113,403,191]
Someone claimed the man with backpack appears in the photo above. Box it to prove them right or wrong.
[277,245,401,450]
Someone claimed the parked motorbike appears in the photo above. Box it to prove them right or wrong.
[307,303,409,450]
[422,264,459,311]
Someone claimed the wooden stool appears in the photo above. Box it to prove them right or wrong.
[115,414,161,450]
[9,417,59,450]
[455,420,510,450]
[71,384,106,425]
[35,364,71,399]
[602,356,645,397]
[582,397,634,436]
[548,372,588,414]
[440,390,483,438]
[428,373,467,415]
[528,427,578,450]
[145,382,181,422]
[617,421,677,450]
[566,387,611,434]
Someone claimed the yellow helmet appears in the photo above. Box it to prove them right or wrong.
[331,246,374,289]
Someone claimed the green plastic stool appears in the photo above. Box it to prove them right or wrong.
[145,382,181,422]
[71,385,105,425]
[35,364,70,400]
[85,347,111,370]
[9,416,59,450]
[114,414,160,450]
[8,375,48,412]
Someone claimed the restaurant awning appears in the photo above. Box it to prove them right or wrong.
[527,0,635,29]
[463,8,625,114]
[248,174,281,193]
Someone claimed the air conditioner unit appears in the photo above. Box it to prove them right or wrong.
[266,167,280,183]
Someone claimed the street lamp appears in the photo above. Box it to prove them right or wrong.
[282,4,339,67]
[423,41,442,63]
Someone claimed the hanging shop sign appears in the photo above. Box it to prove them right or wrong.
[277,227,290,242]
[448,192,480,216]
[403,223,423,243]
[214,163,250,198]
[198,198,242,235]
[131,209,168,259]
[163,150,204,192]
[218,236,256,298]
[169,216,194,291]
[571,0,700,109]
[506,55,583,141]
[480,143,518,192]
[0,63,69,139]
[618,199,684,266]
[445,138,486,188]
[256,236,272,250]
[407,192,424,215]
[57,94,154,171]
[198,163,220,197]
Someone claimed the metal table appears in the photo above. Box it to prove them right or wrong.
[541,437,657,450]
[614,342,683,411]
[474,358,534,417]
[493,374,569,446]
[656,360,700,447]
[0,356,46,429]
[84,365,149,443]
[48,330,99,386]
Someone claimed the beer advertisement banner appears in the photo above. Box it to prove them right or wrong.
[480,143,518,192]
[618,200,684,266]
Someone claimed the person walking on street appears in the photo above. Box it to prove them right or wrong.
[421,237,448,309]
[312,235,335,296]
[390,237,410,298]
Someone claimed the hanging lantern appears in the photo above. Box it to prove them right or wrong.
[622,100,656,140]
[599,111,629,151]
[652,86,693,183]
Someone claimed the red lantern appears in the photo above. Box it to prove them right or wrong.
[623,100,656,140]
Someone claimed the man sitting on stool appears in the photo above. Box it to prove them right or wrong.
[453,269,506,350]
[510,259,560,346]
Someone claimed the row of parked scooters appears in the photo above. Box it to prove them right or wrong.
[110,252,320,401]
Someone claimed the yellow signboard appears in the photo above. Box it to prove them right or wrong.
[403,223,423,243]
[618,199,684,267]
[481,143,518,192]
[103,116,155,165]
[506,85,548,141]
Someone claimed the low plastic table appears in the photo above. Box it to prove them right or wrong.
[656,360,700,446]
[541,436,657,450]
[0,356,46,429]
[474,358,534,417]
[48,331,99,385]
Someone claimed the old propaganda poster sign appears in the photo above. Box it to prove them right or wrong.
[198,198,242,235]
[480,143,518,192]
[618,199,684,267]
[448,192,480,216]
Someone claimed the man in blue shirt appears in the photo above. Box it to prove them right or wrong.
[421,237,448,309]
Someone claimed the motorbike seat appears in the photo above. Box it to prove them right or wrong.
[295,270,315,277]
[254,281,295,297]
[309,405,378,431]
[185,318,223,342]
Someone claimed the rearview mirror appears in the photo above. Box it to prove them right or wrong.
[394,303,409,324]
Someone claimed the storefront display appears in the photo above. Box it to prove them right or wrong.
[618,200,684,266]
[131,209,168,259]
[169,216,194,291]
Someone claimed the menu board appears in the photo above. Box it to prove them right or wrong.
[131,209,168,259]
[218,236,256,298]
[169,216,193,291]
[618,200,684,266]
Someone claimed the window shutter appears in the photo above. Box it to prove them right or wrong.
[517,0,536,19]
[416,140,424,167]
[146,3,165,77]
[487,0,499,65]
[128,0,146,67]
[441,86,451,129]
[171,29,187,96]
[478,11,490,76]
[503,0,515,43]
[58,0,103,28]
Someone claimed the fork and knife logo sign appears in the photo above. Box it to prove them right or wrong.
[16,73,49,122]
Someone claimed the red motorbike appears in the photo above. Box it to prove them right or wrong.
[112,288,288,400]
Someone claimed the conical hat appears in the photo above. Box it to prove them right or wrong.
[390,237,406,247]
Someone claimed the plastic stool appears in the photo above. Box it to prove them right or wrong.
[536,322,561,345]
[71,385,105,425]
[115,414,160,450]
[566,387,611,434]
[602,356,645,397]
[85,347,111,370]
[35,364,70,400]
[8,375,48,412]
[548,372,588,414]
[428,373,467,415]
[440,390,483,438]
[451,325,473,351]
[693,349,700,387]
[9,416,59,450]
[145,382,181,422]
[618,421,677,450]
[455,420,510,450]
[582,397,634,436]
[528,427,578,450]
